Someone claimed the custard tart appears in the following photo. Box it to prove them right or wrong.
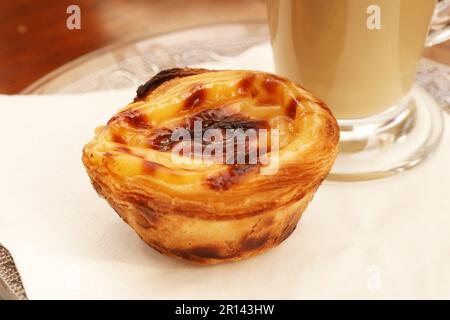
[82,68,339,264]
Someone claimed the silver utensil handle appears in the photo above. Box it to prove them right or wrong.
[0,244,27,300]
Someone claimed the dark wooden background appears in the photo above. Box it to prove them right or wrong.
[0,0,448,94]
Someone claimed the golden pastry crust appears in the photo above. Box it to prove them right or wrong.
[82,68,339,264]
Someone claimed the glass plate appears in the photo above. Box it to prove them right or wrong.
[23,21,268,94]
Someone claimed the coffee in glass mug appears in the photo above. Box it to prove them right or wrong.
[267,0,450,180]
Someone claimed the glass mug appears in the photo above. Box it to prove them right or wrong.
[267,0,450,180]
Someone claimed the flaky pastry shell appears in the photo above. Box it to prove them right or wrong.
[82,68,339,264]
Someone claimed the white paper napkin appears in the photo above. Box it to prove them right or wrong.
[1,43,449,299]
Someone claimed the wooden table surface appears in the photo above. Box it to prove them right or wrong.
[1,0,448,94]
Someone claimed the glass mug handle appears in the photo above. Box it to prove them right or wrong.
[426,0,450,47]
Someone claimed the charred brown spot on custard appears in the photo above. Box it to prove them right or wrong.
[134,68,209,101]
[189,109,269,132]
[147,109,269,154]
[116,145,132,154]
[147,128,177,152]
[183,85,207,110]
[109,109,150,129]
[190,110,269,163]
[206,164,259,191]
[263,75,284,94]
[111,133,126,144]
[241,234,270,251]
[253,76,284,106]
[123,109,149,129]
[142,160,162,175]
[286,99,297,119]
[237,74,257,97]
